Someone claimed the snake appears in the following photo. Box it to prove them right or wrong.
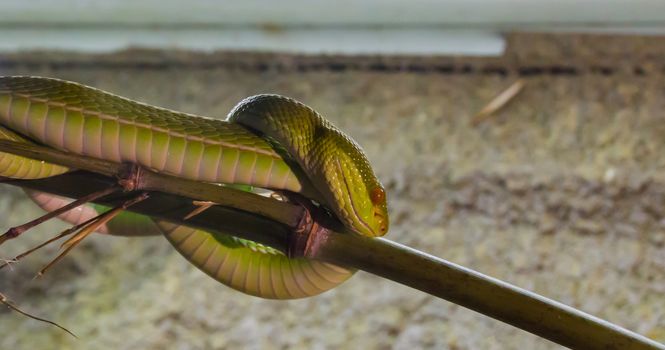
[0,76,389,299]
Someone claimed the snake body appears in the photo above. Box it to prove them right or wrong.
[0,76,389,299]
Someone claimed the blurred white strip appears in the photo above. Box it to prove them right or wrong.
[1,0,665,27]
[0,28,505,56]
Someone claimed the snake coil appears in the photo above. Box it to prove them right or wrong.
[0,76,388,299]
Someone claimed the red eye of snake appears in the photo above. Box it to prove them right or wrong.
[370,187,385,205]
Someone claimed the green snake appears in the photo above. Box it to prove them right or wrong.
[0,76,389,299]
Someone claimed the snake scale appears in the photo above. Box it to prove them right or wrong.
[0,76,389,299]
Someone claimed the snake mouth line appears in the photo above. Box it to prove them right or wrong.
[373,210,388,235]
[335,158,374,236]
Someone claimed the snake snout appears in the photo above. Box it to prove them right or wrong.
[373,209,389,236]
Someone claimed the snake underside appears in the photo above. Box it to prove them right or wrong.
[0,76,370,299]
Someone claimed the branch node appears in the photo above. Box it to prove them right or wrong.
[286,194,332,259]
[286,193,328,258]
[116,163,146,191]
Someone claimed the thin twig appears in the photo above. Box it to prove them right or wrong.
[0,258,17,271]
[183,201,216,220]
[36,192,149,277]
[0,292,77,338]
[0,186,119,246]
[0,216,98,271]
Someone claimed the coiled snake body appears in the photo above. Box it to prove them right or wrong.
[0,76,389,299]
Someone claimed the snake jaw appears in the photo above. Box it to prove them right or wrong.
[373,205,389,237]
[326,154,388,238]
[360,196,389,237]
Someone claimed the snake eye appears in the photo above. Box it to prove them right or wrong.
[370,187,385,205]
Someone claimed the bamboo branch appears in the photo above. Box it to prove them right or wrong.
[0,140,662,350]
[0,140,303,228]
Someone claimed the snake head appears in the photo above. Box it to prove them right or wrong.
[323,133,389,238]
[369,186,389,235]
[363,185,389,237]
[229,94,389,237]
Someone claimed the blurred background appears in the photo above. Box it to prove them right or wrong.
[0,1,664,349]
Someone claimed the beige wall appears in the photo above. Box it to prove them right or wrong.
[0,33,663,349]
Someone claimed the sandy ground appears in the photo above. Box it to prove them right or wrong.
[0,34,663,349]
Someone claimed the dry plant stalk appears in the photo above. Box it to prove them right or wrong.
[0,292,77,338]
[472,79,525,126]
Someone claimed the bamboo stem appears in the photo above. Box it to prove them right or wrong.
[0,139,662,349]
[311,233,664,350]
[0,139,303,228]
[6,172,297,255]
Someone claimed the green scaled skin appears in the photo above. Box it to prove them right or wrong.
[0,76,389,299]
[229,95,388,237]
